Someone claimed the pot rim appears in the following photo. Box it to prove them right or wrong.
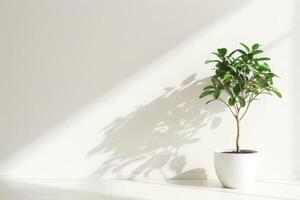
[214,149,258,154]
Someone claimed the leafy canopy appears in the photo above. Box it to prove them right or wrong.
[200,43,281,119]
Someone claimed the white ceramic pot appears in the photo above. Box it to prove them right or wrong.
[214,150,259,189]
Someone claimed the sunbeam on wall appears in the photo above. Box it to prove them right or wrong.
[0,0,297,179]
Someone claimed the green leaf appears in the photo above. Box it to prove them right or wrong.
[252,88,259,95]
[205,59,220,64]
[258,63,270,72]
[267,72,279,78]
[228,97,236,106]
[240,43,250,52]
[211,75,219,85]
[223,74,233,82]
[252,50,263,55]
[233,84,241,96]
[228,65,237,73]
[216,62,224,69]
[248,65,258,73]
[268,77,273,85]
[247,53,254,60]
[256,57,271,61]
[238,96,246,107]
[216,69,226,77]
[270,86,282,98]
[213,90,221,99]
[252,43,260,51]
[199,90,214,98]
[236,49,247,55]
[206,99,215,104]
[203,85,215,90]
[217,48,227,57]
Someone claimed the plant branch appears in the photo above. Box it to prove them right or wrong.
[240,89,265,121]
[219,98,236,117]
[234,104,238,113]
[237,104,241,113]
[239,97,252,121]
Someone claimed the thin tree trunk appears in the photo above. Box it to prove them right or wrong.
[235,116,240,153]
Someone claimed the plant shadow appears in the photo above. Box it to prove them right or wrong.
[88,74,226,179]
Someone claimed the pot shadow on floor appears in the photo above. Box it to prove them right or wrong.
[166,168,222,188]
[88,73,226,180]
[164,168,223,188]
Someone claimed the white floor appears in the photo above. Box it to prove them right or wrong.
[0,179,299,200]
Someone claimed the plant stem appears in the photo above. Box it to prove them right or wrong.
[235,115,240,153]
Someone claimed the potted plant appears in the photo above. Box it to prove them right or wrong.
[200,43,281,189]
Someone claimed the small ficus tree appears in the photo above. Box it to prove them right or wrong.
[200,43,281,153]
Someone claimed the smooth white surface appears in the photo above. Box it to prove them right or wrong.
[214,151,259,189]
[0,0,299,180]
[0,179,300,200]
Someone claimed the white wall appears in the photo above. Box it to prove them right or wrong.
[0,0,299,180]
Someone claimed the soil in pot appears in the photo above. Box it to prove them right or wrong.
[222,150,258,154]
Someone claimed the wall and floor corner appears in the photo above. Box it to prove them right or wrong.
[0,0,299,181]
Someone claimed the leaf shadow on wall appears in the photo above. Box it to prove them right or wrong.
[88,74,226,179]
